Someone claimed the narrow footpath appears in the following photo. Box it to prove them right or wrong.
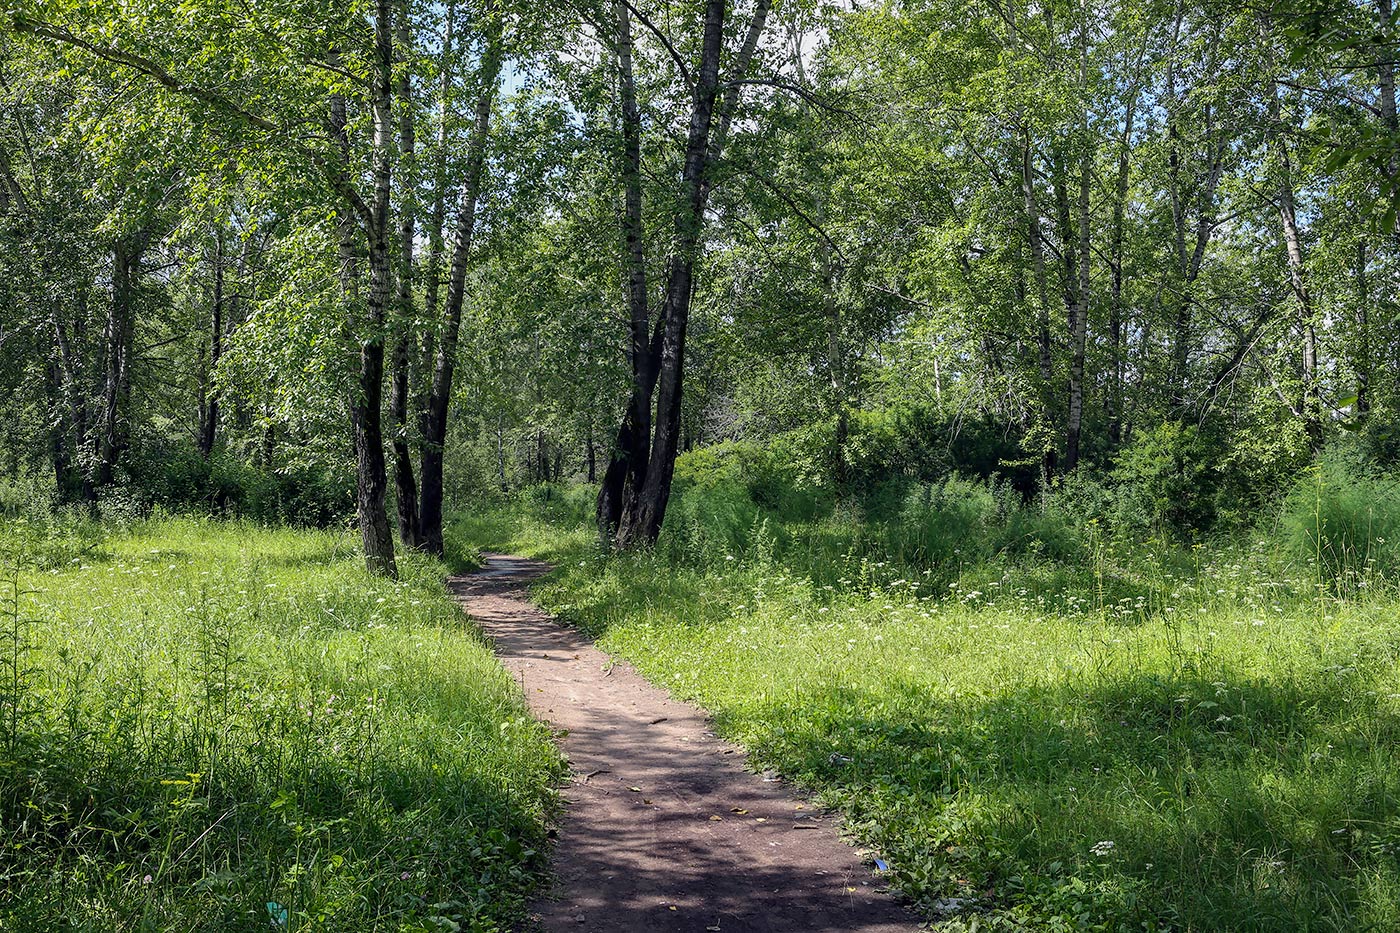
[449,554,916,933]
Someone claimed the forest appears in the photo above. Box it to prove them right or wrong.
[2,0,1400,929]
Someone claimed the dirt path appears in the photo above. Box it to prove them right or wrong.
[448,554,916,933]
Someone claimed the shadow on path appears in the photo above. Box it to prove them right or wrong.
[449,554,916,933]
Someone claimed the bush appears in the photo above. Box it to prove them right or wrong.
[885,475,1085,569]
[838,408,1036,495]
[1280,453,1400,586]
[659,480,763,566]
[120,439,354,527]
[1108,421,1218,536]
[674,440,827,520]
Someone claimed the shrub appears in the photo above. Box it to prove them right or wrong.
[120,439,354,527]
[1280,453,1400,586]
[1109,421,1218,536]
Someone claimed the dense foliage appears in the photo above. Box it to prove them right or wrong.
[452,453,1400,931]
[4,0,1400,927]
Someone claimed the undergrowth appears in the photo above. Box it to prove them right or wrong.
[0,516,563,932]
[451,461,1400,932]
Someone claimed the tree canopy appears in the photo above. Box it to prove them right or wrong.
[2,0,1398,564]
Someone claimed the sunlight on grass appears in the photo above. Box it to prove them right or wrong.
[455,493,1400,932]
[0,516,563,932]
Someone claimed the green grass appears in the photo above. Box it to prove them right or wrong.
[0,515,563,932]
[455,490,1400,932]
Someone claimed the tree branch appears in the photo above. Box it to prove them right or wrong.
[13,15,279,132]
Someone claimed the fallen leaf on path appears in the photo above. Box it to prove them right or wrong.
[708,815,723,821]
[628,786,642,792]
[730,807,748,814]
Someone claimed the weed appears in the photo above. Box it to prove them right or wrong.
[451,477,1400,932]
[0,517,564,932]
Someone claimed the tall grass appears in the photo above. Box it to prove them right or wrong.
[451,462,1400,932]
[1280,454,1400,592]
[0,516,562,932]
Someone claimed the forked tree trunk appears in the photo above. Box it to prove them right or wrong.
[614,0,729,547]
[390,3,421,548]
[603,0,770,547]
[596,0,656,537]
[421,10,505,556]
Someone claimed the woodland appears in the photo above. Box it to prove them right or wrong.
[2,0,1400,929]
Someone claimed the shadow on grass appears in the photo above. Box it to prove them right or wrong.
[725,670,1400,932]
[0,683,559,932]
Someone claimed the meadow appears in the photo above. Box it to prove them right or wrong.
[0,515,562,932]
[453,465,1400,932]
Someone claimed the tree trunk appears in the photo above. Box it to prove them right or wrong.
[586,418,597,483]
[1355,239,1371,415]
[1022,128,1056,483]
[596,0,657,538]
[1380,0,1398,204]
[332,21,398,578]
[1064,108,1091,472]
[418,0,455,447]
[96,240,139,489]
[1263,20,1320,447]
[606,0,769,547]
[421,10,505,556]
[52,287,92,502]
[390,2,421,548]
[198,226,223,458]
[1108,90,1137,448]
[615,0,729,547]
[351,4,399,578]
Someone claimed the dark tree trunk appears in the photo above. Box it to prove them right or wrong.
[390,3,421,548]
[603,0,770,547]
[350,1,400,578]
[330,18,398,578]
[586,419,597,483]
[596,0,657,538]
[198,227,223,458]
[96,240,140,489]
[421,13,504,555]
[614,0,729,547]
